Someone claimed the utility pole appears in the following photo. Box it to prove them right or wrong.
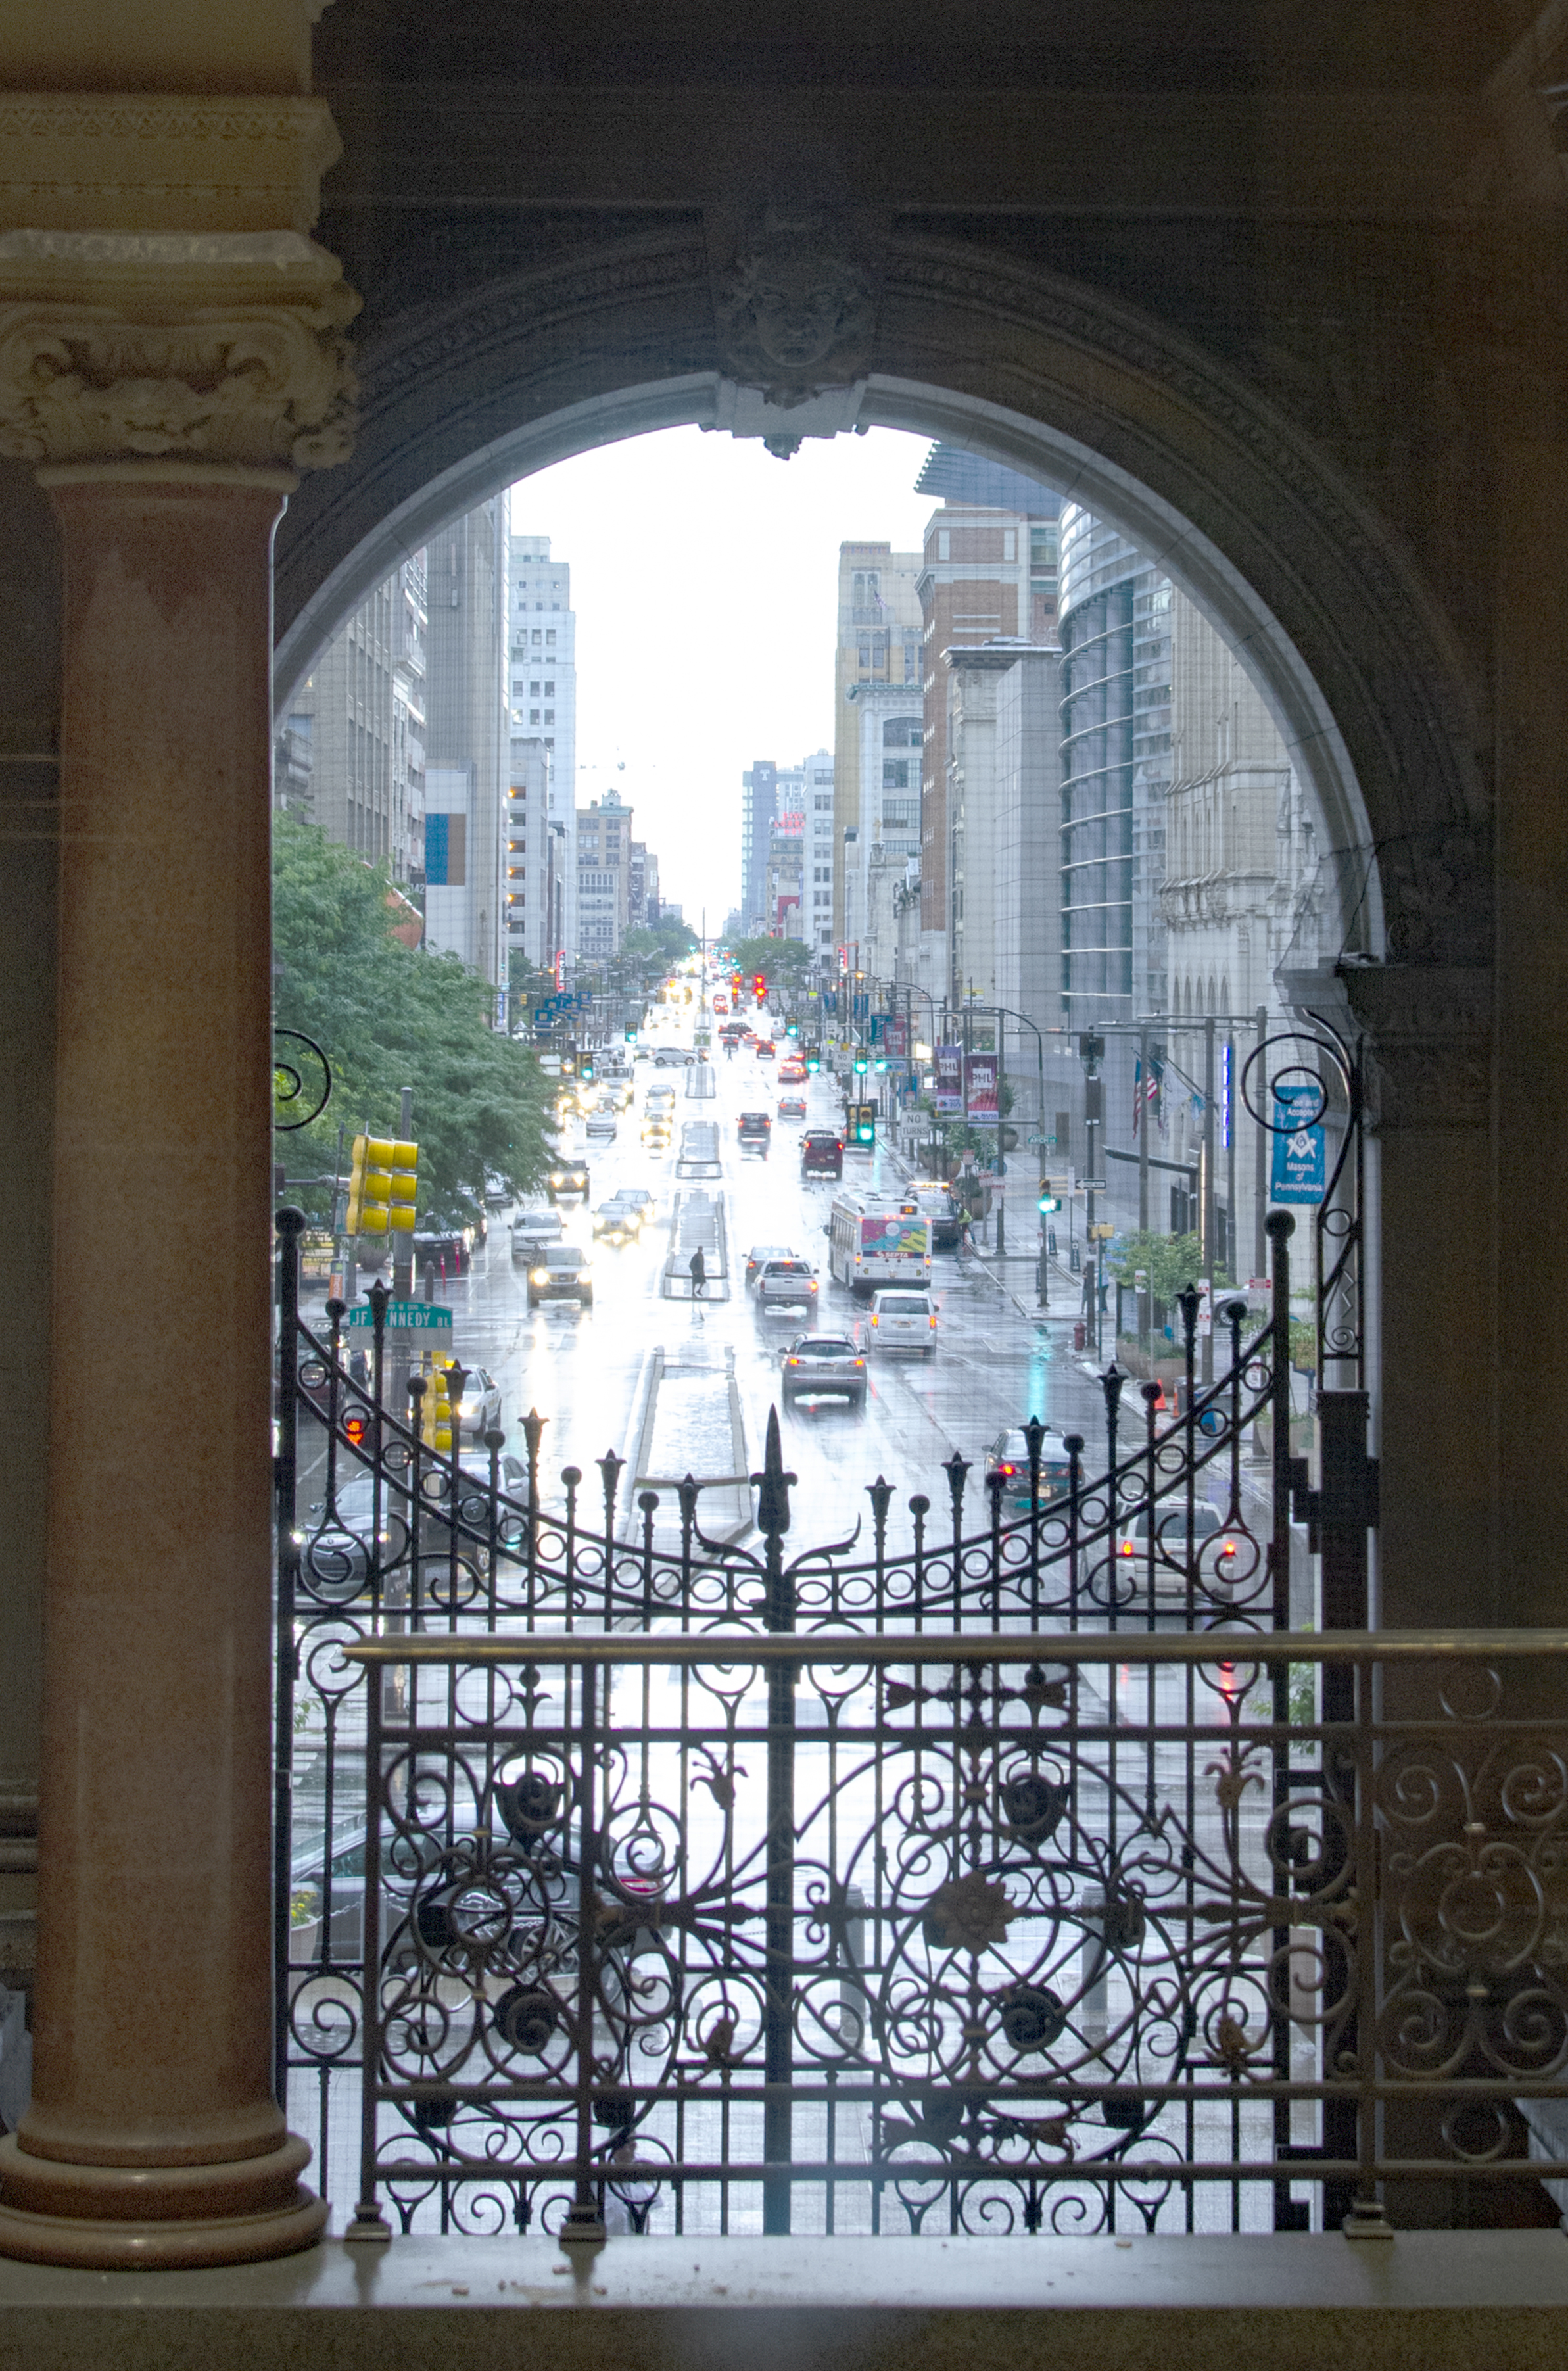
[1201,1019,1216,1385]
[1137,1024,1150,1235]
[1081,1032,1104,1355]
[995,1016,1007,1258]
[1254,1003,1268,1285]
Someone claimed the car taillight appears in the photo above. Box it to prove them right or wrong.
[786,1358,799,1366]
[1118,1539,1134,1556]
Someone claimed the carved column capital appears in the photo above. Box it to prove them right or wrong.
[1337,961,1494,1133]
[0,229,357,475]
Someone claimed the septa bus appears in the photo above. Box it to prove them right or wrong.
[826,1190,932,1293]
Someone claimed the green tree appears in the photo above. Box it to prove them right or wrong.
[725,935,811,988]
[272,816,554,1223]
[1105,1228,1225,1302]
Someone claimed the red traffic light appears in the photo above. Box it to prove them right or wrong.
[344,1412,369,1449]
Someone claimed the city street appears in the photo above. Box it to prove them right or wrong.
[336,1013,1129,1550]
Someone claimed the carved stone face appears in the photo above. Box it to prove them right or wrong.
[745,258,859,370]
[717,228,876,399]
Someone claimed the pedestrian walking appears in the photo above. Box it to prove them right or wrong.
[689,1245,707,1299]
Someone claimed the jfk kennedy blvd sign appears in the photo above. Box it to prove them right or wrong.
[1270,1087,1326,1204]
[346,1301,453,1332]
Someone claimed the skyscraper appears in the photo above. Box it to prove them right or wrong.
[509,533,577,972]
[423,500,509,995]
[913,449,1060,1008]
[273,554,428,884]
[832,542,922,955]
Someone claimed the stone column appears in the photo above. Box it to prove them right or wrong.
[0,214,356,2266]
[1338,965,1496,1630]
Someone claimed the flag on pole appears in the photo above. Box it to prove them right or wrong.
[1132,1057,1161,1137]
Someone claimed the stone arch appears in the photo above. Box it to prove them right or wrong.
[273,224,1490,967]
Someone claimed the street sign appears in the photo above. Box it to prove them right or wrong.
[1089,1221,1115,1240]
[1085,1178,1107,1193]
[346,1301,454,1332]
[1270,1086,1326,1203]
[1026,1132,1057,1147]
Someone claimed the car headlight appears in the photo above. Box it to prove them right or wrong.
[531,1268,549,1283]
[550,1172,563,1185]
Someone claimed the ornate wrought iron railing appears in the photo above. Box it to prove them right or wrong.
[331,1626,1568,2245]
[272,1017,1383,2234]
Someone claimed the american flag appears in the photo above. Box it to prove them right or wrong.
[1131,1055,1162,1136]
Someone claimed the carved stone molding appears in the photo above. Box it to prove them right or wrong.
[0,231,358,473]
[1337,961,1494,1134]
[710,208,882,408]
[0,95,341,237]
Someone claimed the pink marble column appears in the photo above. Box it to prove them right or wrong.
[0,465,326,2266]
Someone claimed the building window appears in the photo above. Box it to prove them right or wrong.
[544,711,554,725]
[530,709,540,724]
[544,682,554,696]
[546,631,556,646]
[530,681,540,694]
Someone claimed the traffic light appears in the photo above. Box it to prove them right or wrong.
[345,1136,417,1235]
[560,1048,576,1076]
[805,1051,821,1074]
[873,1057,888,1074]
[786,1017,799,1038]
[1037,1187,1062,1216]
[848,1101,876,1147]
[624,1024,636,1042]
[753,973,767,1000]
[853,1055,868,1076]
[580,1051,596,1082]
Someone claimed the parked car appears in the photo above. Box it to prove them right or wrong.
[547,1157,590,1202]
[801,1129,844,1180]
[776,1095,807,1120]
[982,1424,1078,1511]
[738,1111,772,1156]
[745,1241,797,1290]
[585,1113,618,1144]
[780,1333,867,1410]
[755,1257,819,1313]
[868,1287,937,1356]
[527,1244,594,1308]
[413,1216,473,1276]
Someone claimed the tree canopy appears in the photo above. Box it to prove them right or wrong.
[722,935,811,986]
[273,816,554,1222]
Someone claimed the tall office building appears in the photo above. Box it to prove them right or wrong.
[508,532,577,972]
[831,542,922,953]
[913,447,1060,1007]
[505,734,558,981]
[740,759,779,934]
[1055,506,1172,1026]
[423,500,510,996]
[273,554,428,884]
[577,791,634,963]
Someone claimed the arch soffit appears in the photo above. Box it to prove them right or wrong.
[274,228,1491,965]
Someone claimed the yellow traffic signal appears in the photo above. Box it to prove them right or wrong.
[421,1356,454,1453]
[345,1136,417,1235]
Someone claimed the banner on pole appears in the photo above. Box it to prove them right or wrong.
[1270,1086,1326,1203]
[934,1044,964,1115]
[966,1051,999,1126]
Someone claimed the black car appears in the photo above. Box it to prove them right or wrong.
[738,1111,772,1157]
[801,1129,843,1180]
[546,1158,590,1202]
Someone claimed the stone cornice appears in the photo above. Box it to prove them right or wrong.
[0,94,341,236]
[1337,961,1494,1134]
[0,231,358,472]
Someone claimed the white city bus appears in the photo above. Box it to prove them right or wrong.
[826,1190,932,1293]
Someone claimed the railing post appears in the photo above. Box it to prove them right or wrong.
[344,1665,391,2245]
[272,1208,305,2113]
[561,1648,607,2242]
[752,1407,798,2234]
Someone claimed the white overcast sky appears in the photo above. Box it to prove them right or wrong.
[508,425,938,930]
